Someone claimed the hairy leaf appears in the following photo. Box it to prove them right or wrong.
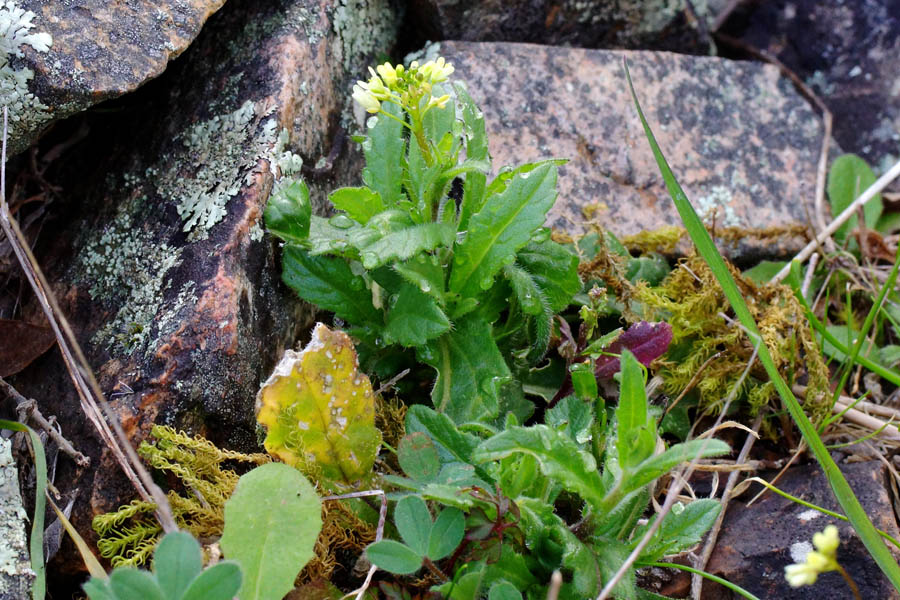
[256,324,382,488]
[356,222,455,269]
[503,264,546,315]
[545,394,594,446]
[473,425,606,510]
[220,463,321,600]
[384,284,451,346]
[281,248,379,325]
[425,316,510,424]
[637,498,721,562]
[264,180,311,244]
[455,82,490,231]
[515,239,581,312]
[405,405,481,467]
[450,163,558,299]
[307,215,364,257]
[484,159,567,197]
[626,439,730,495]
[328,187,385,225]
[393,254,445,301]
[363,102,406,206]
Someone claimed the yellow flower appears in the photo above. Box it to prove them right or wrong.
[352,83,380,113]
[364,74,391,100]
[420,57,454,83]
[375,62,400,86]
[784,525,840,588]
[427,94,450,110]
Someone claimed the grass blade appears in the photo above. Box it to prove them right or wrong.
[624,59,900,591]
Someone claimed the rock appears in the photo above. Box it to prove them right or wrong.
[721,0,900,175]
[405,0,720,55]
[8,0,399,578]
[1,0,228,156]
[439,41,825,261]
[0,437,33,599]
[703,460,900,599]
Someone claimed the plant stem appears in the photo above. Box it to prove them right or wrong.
[836,564,862,600]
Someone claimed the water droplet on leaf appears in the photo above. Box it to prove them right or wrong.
[329,214,355,229]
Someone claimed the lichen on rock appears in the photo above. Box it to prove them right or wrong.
[0,0,52,150]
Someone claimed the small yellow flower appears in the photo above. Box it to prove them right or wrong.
[427,94,450,110]
[420,57,454,83]
[352,83,380,113]
[375,62,400,86]
[784,525,840,588]
[364,75,391,100]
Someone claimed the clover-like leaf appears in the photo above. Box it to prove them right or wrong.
[256,323,382,489]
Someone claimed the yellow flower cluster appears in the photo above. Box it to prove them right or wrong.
[351,58,455,114]
[784,525,840,587]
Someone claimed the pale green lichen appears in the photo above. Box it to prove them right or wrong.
[0,0,52,151]
[156,100,278,241]
[77,195,183,355]
[695,185,741,227]
[331,0,399,75]
[0,437,32,591]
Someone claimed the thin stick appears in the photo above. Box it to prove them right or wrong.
[771,158,900,283]
[546,571,563,600]
[691,414,762,598]
[801,252,819,299]
[324,490,387,600]
[0,108,177,533]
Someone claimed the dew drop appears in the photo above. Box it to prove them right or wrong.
[530,228,550,243]
[479,276,493,290]
[420,282,431,293]
[361,252,379,269]
[329,214,355,229]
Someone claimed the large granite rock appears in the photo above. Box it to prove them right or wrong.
[9,0,398,579]
[721,0,900,176]
[1,0,228,156]
[703,460,900,599]
[438,41,825,260]
[406,0,722,55]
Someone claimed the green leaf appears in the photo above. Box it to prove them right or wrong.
[281,248,379,324]
[625,253,670,285]
[384,283,451,346]
[827,154,882,244]
[484,159,567,197]
[180,562,243,600]
[366,540,423,575]
[546,394,594,446]
[616,350,655,468]
[394,495,433,556]
[450,163,559,299]
[328,187,385,225]
[398,432,442,482]
[503,263,546,315]
[595,539,638,600]
[152,532,203,600]
[405,405,481,466]
[394,254,445,301]
[307,215,364,257]
[569,362,599,403]
[822,324,877,362]
[455,82,491,231]
[638,499,721,562]
[742,260,786,284]
[220,463,322,600]
[356,222,455,270]
[515,239,581,312]
[108,569,165,600]
[427,508,465,560]
[363,102,406,206]
[488,581,522,600]
[626,439,730,494]
[473,425,606,510]
[264,180,311,244]
[83,578,115,600]
[426,316,511,424]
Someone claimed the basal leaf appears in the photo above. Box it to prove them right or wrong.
[394,495,432,556]
[384,284,451,347]
[307,215,364,257]
[450,163,559,299]
[484,159,567,197]
[488,581,522,600]
[425,316,510,424]
[328,187,385,225]
[626,439,730,495]
[637,498,721,562]
[427,508,465,561]
[827,153,882,244]
[595,538,638,600]
[366,540,423,575]
[625,253,670,285]
[264,180,311,244]
[515,239,581,312]
[405,405,480,466]
[595,321,673,379]
[616,350,655,469]
[545,394,594,446]
[455,82,491,231]
[363,102,406,207]
[503,263,546,315]
[153,531,203,600]
[393,254,445,301]
[180,562,242,600]
[398,432,441,482]
[281,248,379,325]
[107,568,164,600]
[473,425,606,510]
[356,222,455,270]
[220,463,322,600]
[256,323,382,488]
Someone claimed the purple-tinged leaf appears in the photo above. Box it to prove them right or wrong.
[594,321,672,379]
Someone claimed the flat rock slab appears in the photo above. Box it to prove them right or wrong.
[407,0,717,54]
[440,41,825,260]
[3,0,228,156]
[724,0,900,175]
[703,460,900,599]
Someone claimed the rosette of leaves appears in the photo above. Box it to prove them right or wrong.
[374,350,729,599]
[264,61,580,425]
